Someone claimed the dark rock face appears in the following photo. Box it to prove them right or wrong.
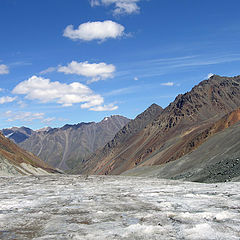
[16,115,130,171]
[105,104,163,150]
[77,75,240,176]
[1,127,34,144]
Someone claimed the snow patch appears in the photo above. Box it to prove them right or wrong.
[5,132,14,138]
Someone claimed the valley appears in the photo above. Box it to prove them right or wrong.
[0,75,240,240]
[0,175,240,240]
[1,1,240,239]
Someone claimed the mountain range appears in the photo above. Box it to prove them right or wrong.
[74,75,240,182]
[2,115,130,171]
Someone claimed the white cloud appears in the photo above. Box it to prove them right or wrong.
[90,0,140,15]
[90,103,118,111]
[0,64,9,74]
[0,96,16,104]
[207,73,214,79]
[12,75,105,108]
[134,77,138,81]
[63,20,125,41]
[58,61,115,83]
[41,117,56,123]
[5,110,45,122]
[40,67,56,75]
[161,82,174,86]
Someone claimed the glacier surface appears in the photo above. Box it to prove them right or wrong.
[0,175,240,239]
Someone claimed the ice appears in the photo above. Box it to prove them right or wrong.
[0,175,240,239]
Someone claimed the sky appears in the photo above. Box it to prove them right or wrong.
[1,0,240,129]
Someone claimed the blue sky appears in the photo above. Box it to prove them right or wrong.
[1,0,240,129]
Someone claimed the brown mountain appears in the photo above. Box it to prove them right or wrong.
[77,75,240,175]
[0,131,59,176]
[18,115,130,170]
[72,102,163,174]
[123,108,240,182]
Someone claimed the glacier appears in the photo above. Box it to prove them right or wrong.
[0,175,239,239]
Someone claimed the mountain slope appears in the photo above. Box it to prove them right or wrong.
[78,75,240,175]
[123,108,240,182]
[18,115,130,170]
[73,103,163,174]
[0,132,59,176]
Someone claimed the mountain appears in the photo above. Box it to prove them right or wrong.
[0,131,59,176]
[36,126,52,132]
[2,126,34,144]
[72,103,163,174]
[77,75,240,176]
[16,115,130,170]
[123,108,240,182]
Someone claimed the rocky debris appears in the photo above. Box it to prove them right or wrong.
[174,157,240,183]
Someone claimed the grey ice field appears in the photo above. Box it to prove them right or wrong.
[0,175,240,239]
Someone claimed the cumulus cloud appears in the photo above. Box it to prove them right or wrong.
[134,77,138,81]
[161,82,174,86]
[90,0,140,15]
[5,110,45,122]
[0,96,16,104]
[90,103,118,111]
[0,64,9,74]
[12,75,105,108]
[63,20,125,41]
[58,61,116,83]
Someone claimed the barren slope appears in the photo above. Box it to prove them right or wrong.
[123,109,240,182]
[0,132,59,176]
